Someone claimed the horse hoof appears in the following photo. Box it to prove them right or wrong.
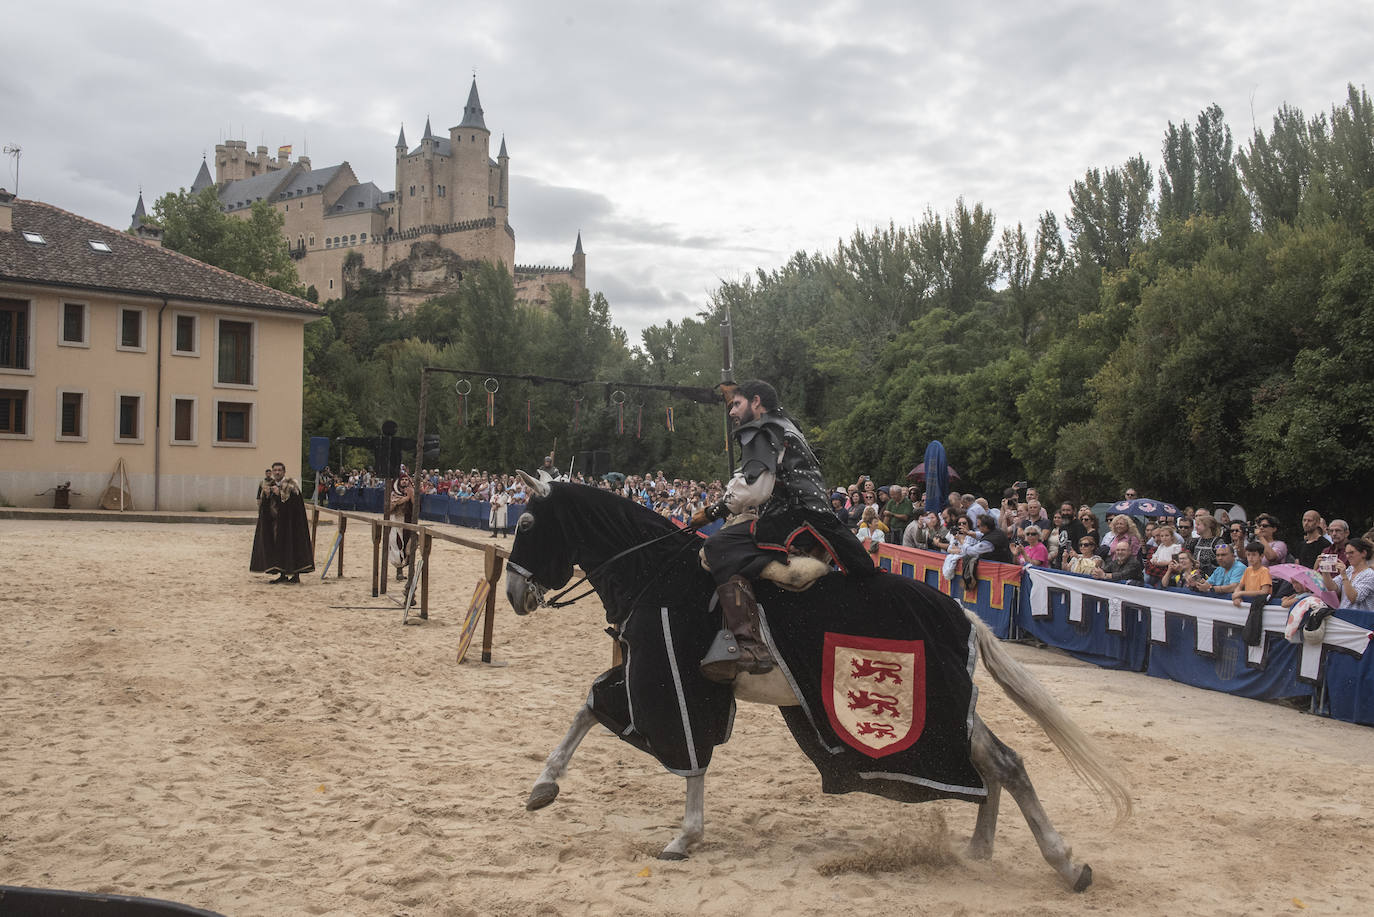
[526,782,560,811]
[658,849,688,861]
[965,841,993,861]
[1072,864,1093,892]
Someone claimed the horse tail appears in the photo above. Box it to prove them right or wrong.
[966,609,1133,824]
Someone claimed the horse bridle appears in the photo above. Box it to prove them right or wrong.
[512,524,702,610]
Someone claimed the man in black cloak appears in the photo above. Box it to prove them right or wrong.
[249,461,315,584]
[693,379,876,682]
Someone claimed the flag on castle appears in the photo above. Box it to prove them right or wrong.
[277,144,292,159]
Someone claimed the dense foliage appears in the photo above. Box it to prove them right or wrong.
[161,87,1374,527]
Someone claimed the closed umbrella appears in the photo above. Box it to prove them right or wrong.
[919,441,951,514]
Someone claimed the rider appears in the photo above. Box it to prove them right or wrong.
[691,379,876,683]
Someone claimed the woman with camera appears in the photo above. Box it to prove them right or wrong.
[1319,537,1374,611]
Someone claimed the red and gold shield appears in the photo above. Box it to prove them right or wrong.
[821,633,926,758]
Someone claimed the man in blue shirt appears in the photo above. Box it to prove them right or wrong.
[1189,543,1246,595]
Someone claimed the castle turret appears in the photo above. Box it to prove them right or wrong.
[449,79,492,223]
[497,135,509,210]
[572,232,586,286]
[191,158,214,194]
[395,124,407,153]
[129,192,147,231]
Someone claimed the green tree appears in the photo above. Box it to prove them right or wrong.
[1066,155,1154,271]
[152,189,304,295]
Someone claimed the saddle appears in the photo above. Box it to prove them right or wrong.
[698,511,832,593]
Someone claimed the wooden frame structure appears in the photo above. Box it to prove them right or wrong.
[307,504,507,663]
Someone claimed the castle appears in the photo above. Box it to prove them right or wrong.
[144,79,585,307]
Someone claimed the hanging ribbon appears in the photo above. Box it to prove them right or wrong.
[636,403,642,439]
[526,399,532,432]
[611,390,626,435]
[665,405,675,433]
[484,377,498,427]
[455,379,471,427]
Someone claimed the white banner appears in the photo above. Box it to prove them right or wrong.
[1024,567,1372,680]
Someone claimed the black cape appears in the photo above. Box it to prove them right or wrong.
[250,482,315,575]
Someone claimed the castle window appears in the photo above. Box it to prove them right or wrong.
[360,233,366,242]
[309,233,315,246]
[409,186,415,197]
[349,234,356,244]
[325,238,331,248]
[489,196,494,206]
[299,202,304,209]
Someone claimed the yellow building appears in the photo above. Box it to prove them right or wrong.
[181,79,585,307]
[0,191,322,511]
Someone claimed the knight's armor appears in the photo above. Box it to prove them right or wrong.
[735,414,832,519]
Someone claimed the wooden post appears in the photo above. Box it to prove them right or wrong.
[371,520,382,597]
[481,544,504,663]
[414,369,430,484]
[380,475,391,597]
[338,515,347,578]
[310,505,320,552]
[419,531,432,620]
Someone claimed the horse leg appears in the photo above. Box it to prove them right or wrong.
[658,774,705,860]
[967,718,1002,860]
[526,703,598,811]
[971,717,1093,892]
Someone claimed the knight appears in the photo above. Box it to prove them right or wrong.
[692,379,877,683]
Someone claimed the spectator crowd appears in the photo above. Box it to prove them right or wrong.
[318,466,1374,612]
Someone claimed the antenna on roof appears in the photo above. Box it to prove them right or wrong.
[2,144,20,196]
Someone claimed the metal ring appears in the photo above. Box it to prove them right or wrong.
[610,389,626,404]
[484,377,500,394]
[455,379,472,395]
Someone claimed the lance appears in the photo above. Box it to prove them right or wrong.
[719,311,738,482]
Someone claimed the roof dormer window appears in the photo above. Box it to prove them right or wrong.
[88,240,112,253]
[22,231,45,244]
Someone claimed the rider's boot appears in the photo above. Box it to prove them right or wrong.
[700,575,774,683]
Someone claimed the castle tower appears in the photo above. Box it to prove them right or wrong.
[572,232,586,286]
[191,158,214,194]
[449,78,492,223]
[495,135,510,221]
[129,192,147,232]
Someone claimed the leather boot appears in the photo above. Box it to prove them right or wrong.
[700,576,774,683]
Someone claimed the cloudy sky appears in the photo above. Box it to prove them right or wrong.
[2,1,1368,343]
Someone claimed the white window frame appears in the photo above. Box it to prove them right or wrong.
[170,394,199,445]
[213,316,258,390]
[0,297,35,376]
[212,397,256,447]
[113,390,145,444]
[0,384,33,440]
[56,387,88,442]
[116,306,147,353]
[59,300,90,348]
[171,311,200,357]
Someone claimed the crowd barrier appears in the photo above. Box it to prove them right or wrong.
[326,487,526,531]
[876,542,1374,727]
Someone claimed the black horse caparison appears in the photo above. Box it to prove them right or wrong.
[504,474,1130,891]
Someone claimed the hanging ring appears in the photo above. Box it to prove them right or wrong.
[610,390,627,405]
[484,377,500,394]
[455,379,472,395]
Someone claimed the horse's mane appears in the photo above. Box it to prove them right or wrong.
[542,482,682,558]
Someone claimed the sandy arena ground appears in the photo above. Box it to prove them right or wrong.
[2,518,1373,916]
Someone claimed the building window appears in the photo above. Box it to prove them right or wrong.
[1,298,30,370]
[58,389,86,440]
[309,233,315,246]
[61,302,89,347]
[116,393,142,442]
[328,279,334,290]
[173,313,198,355]
[349,234,356,244]
[215,400,253,444]
[118,307,146,351]
[409,186,415,197]
[360,232,366,242]
[0,388,27,435]
[325,237,332,248]
[172,396,197,444]
[216,319,254,386]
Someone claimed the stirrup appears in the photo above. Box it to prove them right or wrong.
[700,629,773,683]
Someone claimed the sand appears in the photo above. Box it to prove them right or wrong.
[2,518,1372,917]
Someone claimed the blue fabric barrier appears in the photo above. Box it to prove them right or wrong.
[1146,610,1310,700]
[418,494,448,523]
[1323,609,1374,725]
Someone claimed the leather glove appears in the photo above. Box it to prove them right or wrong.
[690,508,710,528]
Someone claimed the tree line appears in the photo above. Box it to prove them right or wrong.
[151,85,1374,528]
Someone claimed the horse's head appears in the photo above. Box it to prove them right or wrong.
[505,470,575,615]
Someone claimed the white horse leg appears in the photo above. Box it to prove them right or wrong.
[974,718,1093,892]
[526,704,598,811]
[967,717,1002,860]
[658,774,705,860]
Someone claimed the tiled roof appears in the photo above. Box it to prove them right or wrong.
[218,169,294,211]
[409,138,452,157]
[277,165,344,199]
[329,182,385,214]
[458,79,487,130]
[0,199,321,317]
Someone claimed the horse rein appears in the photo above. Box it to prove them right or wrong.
[531,525,702,609]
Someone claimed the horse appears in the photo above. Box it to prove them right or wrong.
[504,474,1131,891]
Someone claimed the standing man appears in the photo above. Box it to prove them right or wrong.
[883,484,915,539]
[692,380,875,683]
[1295,510,1332,568]
[249,462,315,584]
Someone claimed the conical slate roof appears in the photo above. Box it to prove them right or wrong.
[459,79,487,130]
[396,124,407,148]
[190,159,213,194]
